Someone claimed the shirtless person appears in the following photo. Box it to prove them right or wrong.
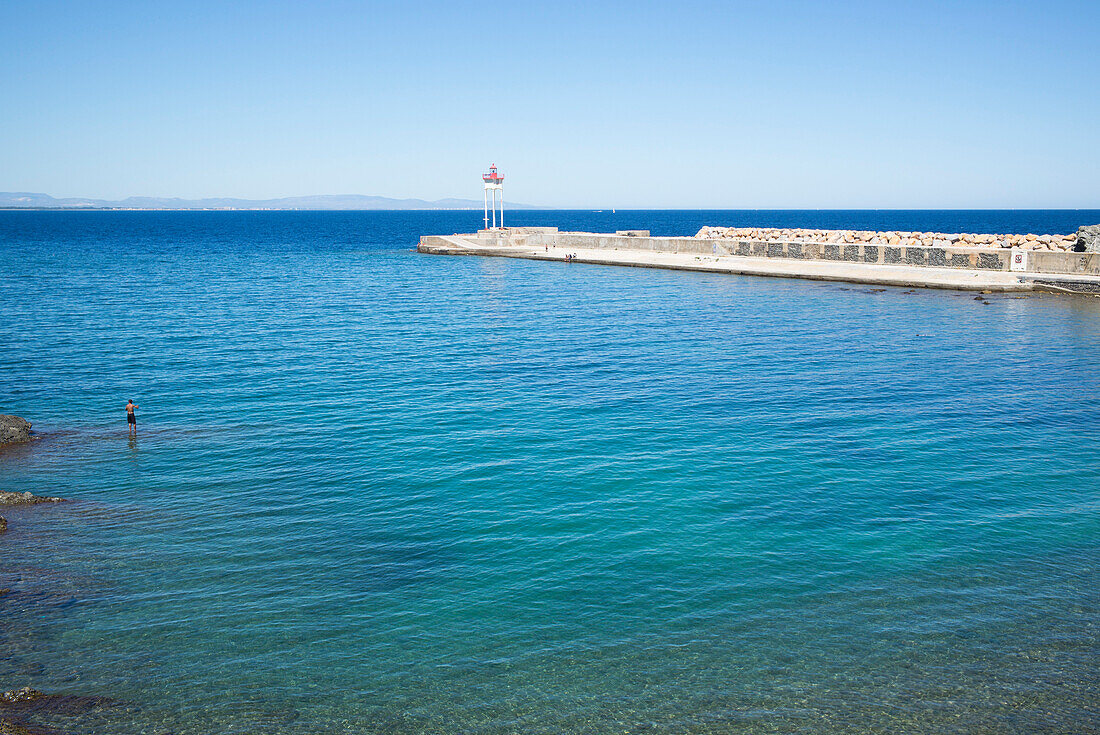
[126,399,138,434]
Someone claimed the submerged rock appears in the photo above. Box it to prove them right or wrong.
[1075,225,1100,252]
[0,492,63,507]
[0,416,32,446]
[0,687,119,716]
[0,716,46,735]
[0,516,6,532]
[0,691,44,707]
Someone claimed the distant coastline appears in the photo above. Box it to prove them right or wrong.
[0,206,497,211]
[0,192,544,211]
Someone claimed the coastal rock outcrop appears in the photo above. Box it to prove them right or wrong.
[0,492,63,507]
[1075,225,1100,252]
[0,416,32,446]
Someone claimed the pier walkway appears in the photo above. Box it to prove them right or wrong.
[419,230,1100,294]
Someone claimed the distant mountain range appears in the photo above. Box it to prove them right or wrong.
[0,192,542,210]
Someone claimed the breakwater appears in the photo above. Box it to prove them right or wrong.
[693,226,1097,252]
[418,226,1100,293]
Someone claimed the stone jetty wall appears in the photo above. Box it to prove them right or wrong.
[476,228,1100,278]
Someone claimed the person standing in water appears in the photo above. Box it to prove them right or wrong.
[126,399,138,434]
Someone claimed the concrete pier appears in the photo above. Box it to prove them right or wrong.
[418,228,1100,294]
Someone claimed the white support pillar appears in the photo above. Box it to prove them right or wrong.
[499,188,503,229]
[484,188,489,230]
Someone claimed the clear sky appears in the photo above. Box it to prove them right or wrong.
[1,0,1097,208]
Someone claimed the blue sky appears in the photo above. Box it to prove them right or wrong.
[1,0,1097,208]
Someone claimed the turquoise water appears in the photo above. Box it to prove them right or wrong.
[1,211,1099,734]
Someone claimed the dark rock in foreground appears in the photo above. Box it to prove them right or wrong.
[2,687,122,712]
[1076,225,1100,253]
[0,687,125,735]
[0,690,51,735]
[0,416,32,446]
[0,686,122,721]
[0,492,63,507]
[0,516,6,532]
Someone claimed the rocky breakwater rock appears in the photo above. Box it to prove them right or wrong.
[1075,225,1100,252]
[0,416,33,446]
[694,226,1080,251]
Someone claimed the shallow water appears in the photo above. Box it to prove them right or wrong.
[1,211,1099,733]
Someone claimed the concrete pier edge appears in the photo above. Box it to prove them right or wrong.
[418,229,1100,294]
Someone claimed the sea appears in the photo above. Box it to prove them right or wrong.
[1,210,1099,734]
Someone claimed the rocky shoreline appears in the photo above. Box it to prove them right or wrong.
[0,492,63,563]
[694,224,1100,253]
[1,416,41,533]
[1,488,83,734]
[1,418,64,687]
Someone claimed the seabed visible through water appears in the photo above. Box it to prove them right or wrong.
[1,210,1098,734]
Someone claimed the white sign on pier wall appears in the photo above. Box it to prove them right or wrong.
[1010,249,1029,272]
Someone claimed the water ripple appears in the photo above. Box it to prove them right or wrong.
[1,211,1098,734]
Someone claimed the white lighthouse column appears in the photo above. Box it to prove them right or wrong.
[483,188,489,230]
[499,188,504,229]
[491,189,497,229]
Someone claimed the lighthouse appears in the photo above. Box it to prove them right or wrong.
[482,164,504,230]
